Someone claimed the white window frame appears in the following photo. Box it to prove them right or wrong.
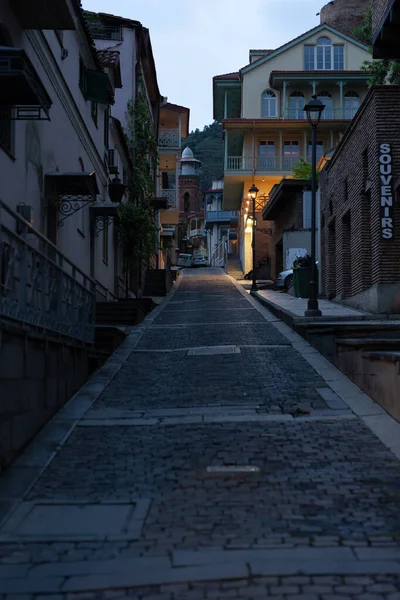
[304,38,345,71]
[261,90,277,118]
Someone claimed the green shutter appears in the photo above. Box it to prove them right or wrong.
[86,70,109,104]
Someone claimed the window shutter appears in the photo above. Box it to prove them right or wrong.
[86,70,109,104]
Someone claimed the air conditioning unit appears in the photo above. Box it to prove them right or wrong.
[107,148,119,174]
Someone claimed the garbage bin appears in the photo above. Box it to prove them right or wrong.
[293,267,311,298]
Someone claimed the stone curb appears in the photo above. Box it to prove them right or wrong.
[3,547,400,593]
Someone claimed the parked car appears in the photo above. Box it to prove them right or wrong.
[192,255,208,267]
[176,253,193,268]
[275,269,294,290]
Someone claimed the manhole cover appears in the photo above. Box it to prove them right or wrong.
[0,499,150,542]
[187,346,241,356]
[206,466,260,474]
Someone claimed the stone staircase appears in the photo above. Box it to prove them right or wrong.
[226,256,243,280]
[143,269,172,297]
[95,298,156,326]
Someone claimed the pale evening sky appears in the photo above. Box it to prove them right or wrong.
[82,0,326,131]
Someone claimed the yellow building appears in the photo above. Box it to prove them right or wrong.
[157,101,190,268]
[213,24,371,277]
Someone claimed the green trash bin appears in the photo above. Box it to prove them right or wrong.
[293,266,319,298]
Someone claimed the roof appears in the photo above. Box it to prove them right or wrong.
[262,179,310,220]
[162,102,190,114]
[213,71,240,81]
[241,23,370,74]
[97,49,120,68]
[97,12,141,27]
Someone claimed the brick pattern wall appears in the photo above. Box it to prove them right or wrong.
[319,86,400,301]
[178,176,201,213]
[372,0,390,39]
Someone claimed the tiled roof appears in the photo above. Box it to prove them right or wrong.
[213,71,240,81]
[97,49,120,68]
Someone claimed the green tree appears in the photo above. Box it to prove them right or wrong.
[354,10,400,85]
[183,121,224,190]
[292,157,320,181]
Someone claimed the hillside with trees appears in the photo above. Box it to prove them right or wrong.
[183,121,224,190]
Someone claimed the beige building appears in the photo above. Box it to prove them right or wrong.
[213,24,371,277]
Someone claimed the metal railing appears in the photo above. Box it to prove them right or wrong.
[227,156,300,171]
[211,239,227,268]
[0,199,95,343]
[95,279,117,302]
[283,107,359,120]
[205,210,237,223]
[158,129,180,148]
[87,23,123,41]
[160,189,177,208]
[189,228,207,238]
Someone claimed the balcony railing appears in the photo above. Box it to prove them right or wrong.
[87,23,123,41]
[158,129,180,148]
[206,210,237,223]
[227,156,300,171]
[189,228,207,238]
[160,189,177,209]
[0,199,95,343]
[283,107,359,120]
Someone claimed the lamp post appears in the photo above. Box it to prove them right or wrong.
[303,95,325,317]
[248,184,259,292]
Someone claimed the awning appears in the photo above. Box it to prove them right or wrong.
[11,0,75,30]
[45,172,100,198]
[262,180,310,220]
[151,197,169,210]
[90,202,118,218]
[0,48,52,120]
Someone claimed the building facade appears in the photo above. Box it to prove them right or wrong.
[205,180,238,267]
[178,147,207,258]
[319,85,400,313]
[213,23,371,277]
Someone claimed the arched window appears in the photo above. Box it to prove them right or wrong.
[344,91,360,119]
[317,37,332,70]
[184,192,190,213]
[317,91,333,119]
[288,92,304,119]
[262,90,277,118]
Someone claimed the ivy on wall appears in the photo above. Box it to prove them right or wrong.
[117,75,159,271]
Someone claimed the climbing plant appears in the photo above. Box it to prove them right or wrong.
[117,76,159,271]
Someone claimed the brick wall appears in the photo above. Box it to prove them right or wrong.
[372,0,390,39]
[319,86,400,303]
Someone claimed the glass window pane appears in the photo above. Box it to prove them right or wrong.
[304,46,314,70]
[325,47,331,69]
[334,46,344,69]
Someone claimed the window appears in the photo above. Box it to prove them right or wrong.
[283,141,299,169]
[262,91,277,118]
[91,101,98,126]
[334,45,344,69]
[344,91,360,119]
[259,141,275,169]
[317,37,332,70]
[304,37,345,71]
[184,192,190,213]
[288,92,304,119]
[102,218,109,264]
[307,141,324,163]
[317,91,333,119]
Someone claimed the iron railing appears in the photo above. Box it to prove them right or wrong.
[0,199,95,343]
[87,23,123,41]
[158,129,180,148]
[226,156,300,171]
[283,107,359,120]
[205,210,237,223]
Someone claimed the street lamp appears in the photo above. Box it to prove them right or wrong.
[303,94,325,317]
[248,183,259,292]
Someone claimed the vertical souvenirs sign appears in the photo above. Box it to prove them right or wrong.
[379,143,394,239]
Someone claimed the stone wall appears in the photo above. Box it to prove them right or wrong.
[320,0,370,36]
[0,323,93,474]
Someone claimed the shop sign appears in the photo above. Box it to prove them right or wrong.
[380,143,394,239]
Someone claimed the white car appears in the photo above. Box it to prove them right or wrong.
[275,269,293,290]
[192,255,208,267]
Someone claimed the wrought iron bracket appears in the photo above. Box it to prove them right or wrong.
[91,215,117,237]
[58,197,96,226]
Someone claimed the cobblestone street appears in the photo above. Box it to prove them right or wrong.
[1,269,400,599]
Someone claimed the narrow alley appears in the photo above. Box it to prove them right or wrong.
[1,270,400,599]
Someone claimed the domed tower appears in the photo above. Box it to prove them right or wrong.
[179,147,201,214]
[320,0,369,37]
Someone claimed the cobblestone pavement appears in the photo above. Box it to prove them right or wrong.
[1,269,400,599]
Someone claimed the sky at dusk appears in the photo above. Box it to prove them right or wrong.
[82,0,326,131]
